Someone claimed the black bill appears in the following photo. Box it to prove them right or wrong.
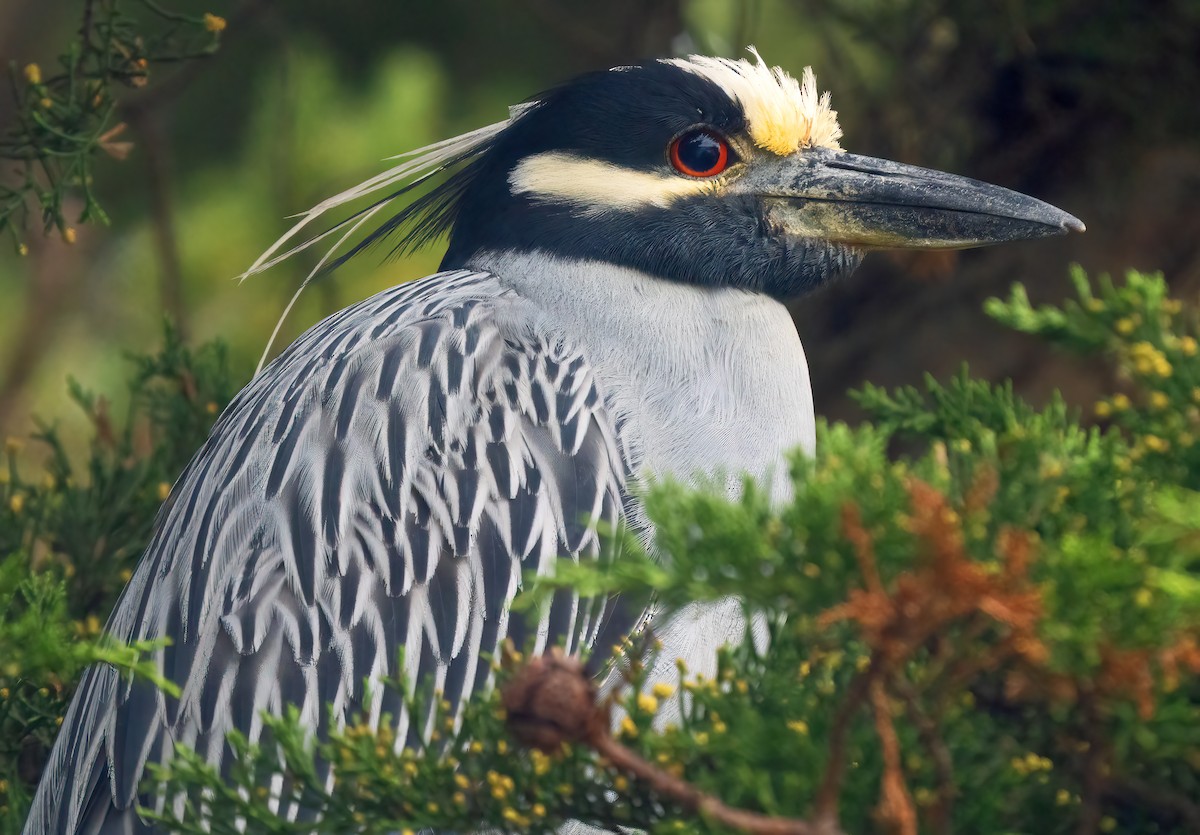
[738,146,1084,249]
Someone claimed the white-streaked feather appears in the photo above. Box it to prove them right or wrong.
[26,268,636,835]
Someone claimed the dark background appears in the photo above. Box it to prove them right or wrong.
[2,0,1199,440]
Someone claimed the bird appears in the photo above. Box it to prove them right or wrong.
[25,49,1082,834]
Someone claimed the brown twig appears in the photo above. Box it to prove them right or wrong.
[894,677,954,835]
[119,0,275,117]
[125,107,186,337]
[870,679,917,835]
[502,649,842,835]
[592,732,830,835]
[812,660,879,825]
[0,210,88,431]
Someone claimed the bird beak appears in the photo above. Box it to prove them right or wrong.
[738,146,1084,248]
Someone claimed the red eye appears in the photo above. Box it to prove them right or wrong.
[669,129,730,178]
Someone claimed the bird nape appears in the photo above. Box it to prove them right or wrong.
[25,49,1081,835]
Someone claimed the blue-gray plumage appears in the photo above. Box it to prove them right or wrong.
[26,49,1081,834]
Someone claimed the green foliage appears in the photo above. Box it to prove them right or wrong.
[138,668,684,835]
[1,0,224,250]
[2,269,1198,834]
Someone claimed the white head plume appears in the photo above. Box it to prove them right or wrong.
[240,105,532,374]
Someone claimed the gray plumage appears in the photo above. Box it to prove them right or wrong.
[27,268,641,833]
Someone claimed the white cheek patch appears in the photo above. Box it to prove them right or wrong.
[508,151,719,214]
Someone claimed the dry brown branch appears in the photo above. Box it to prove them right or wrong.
[502,649,842,835]
[870,680,917,835]
[894,677,954,835]
[811,661,878,826]
[813,483,1054,831]
[125,107,186,337]
[841,502,884,594]
[820,483,1045,669]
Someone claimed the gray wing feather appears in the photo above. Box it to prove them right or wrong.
[25,269,637,834]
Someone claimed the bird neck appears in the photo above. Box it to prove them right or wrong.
[468,249,817,500]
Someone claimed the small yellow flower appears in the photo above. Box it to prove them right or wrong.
[619,716,638,738]
[636,693,658,713]
[787,719,809,735]
[39,97,53,109]
[1115,317,1136,335]
[1100,817,1117,833]
[1164,299,1183,315]
[803,562,821,577]
[62,227,76,245]
[532,803,546,818]
[206,401,219,414]
[651,682,675,699]
[1084,297,1105,312]
[1093,400,1112,418]
[157,481,171,501]
[1181,336,1198,356]
[612,775,629,793]
[1143,434,1169,453]
[1056,789,1071,806]
[1135,588,1152,607]
[1111,393,1131,411]
[24,63,41,84]
[203,12,227,32]
[452,791,466,806]
[1149,391,1170,410]
[9,493,24,514]
[17,243,28,257]
[530,748,552,777]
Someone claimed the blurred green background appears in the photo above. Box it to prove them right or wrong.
[2,0,1199,445]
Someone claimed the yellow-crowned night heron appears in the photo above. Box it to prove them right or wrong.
[26,49,1082,834]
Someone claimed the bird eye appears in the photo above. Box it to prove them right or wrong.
[669,129,730,178]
